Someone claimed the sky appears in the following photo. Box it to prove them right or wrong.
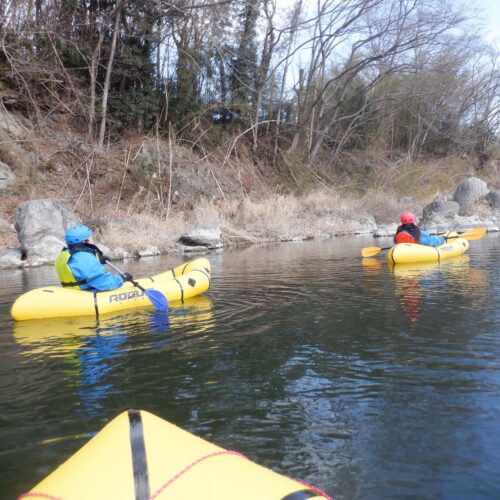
[275,0,500,45]
[474,0,500,43]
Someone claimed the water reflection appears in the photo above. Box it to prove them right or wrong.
[362,255,489,335]
[2,234,499,500]
[361,257,382,272]
[12,297,214,418]
[391,256,472,334]
[13,296,213,352]
[73,331,126,417]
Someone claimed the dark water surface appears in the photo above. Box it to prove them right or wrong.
[1,233,499,499]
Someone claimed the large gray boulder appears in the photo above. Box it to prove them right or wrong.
[452,177,488,211]
[0,247,23,269]
[179,221,223,250]
[485,190,500,210]
[422,213,499,234]
[423,194,460,220]
[14,199,81,266]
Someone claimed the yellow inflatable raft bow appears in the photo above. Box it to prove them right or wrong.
[19,409,330,500]
[11,258,211,321]
[386,232,469,264]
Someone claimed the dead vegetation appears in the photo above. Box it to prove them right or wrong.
[0,108,498,252]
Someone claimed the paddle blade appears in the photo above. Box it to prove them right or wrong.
[361,246,383,257]
[144,289,169,312]
[459,227,486,240]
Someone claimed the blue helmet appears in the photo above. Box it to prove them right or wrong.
[65,225,92,245]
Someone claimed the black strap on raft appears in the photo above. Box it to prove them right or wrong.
[128,409,150,500]
[281,490,321,500]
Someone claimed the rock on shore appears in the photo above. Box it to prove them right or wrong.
[0,177,499,270]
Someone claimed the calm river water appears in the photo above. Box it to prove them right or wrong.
[1,233,499,499]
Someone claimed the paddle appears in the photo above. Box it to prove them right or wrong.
[361,227,486,258]
[103,258,169,312]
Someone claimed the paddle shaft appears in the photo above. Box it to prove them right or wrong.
[103,259,142,287]
[103,259,169,311]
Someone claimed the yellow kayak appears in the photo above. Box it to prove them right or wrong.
[11,258,211,321]
[386,232,469,264]
[19,410,330,500]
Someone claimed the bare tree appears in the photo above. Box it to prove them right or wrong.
[1,0,498,178]
[285,0,470,165]
[98,1,125,147]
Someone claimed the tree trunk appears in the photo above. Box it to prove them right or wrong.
[98,5,121,147]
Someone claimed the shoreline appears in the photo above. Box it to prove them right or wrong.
[1,178,499,271]
[1,208,497,271]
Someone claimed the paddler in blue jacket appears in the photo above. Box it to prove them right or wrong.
[394,212,445,246]
[55,225,130,291]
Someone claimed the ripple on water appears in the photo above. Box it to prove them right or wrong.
[1,235,500,499]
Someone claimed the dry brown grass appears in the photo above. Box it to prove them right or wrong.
[1,107,499,252]
[331,152,500,222]
[372,156,474,200]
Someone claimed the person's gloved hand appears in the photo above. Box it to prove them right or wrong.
[122,272,133,282]
[100,254,109,263]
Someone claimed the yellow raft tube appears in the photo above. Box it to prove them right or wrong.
[11,258,211,321]
[386,232,469,264]
[19,410,330,500]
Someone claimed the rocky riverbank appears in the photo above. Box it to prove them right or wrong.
[0,175,498,270]
[1,105,499,270]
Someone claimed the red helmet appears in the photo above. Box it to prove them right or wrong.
[400,212,415,224]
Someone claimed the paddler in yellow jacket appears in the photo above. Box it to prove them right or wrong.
[55,225,130,291]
